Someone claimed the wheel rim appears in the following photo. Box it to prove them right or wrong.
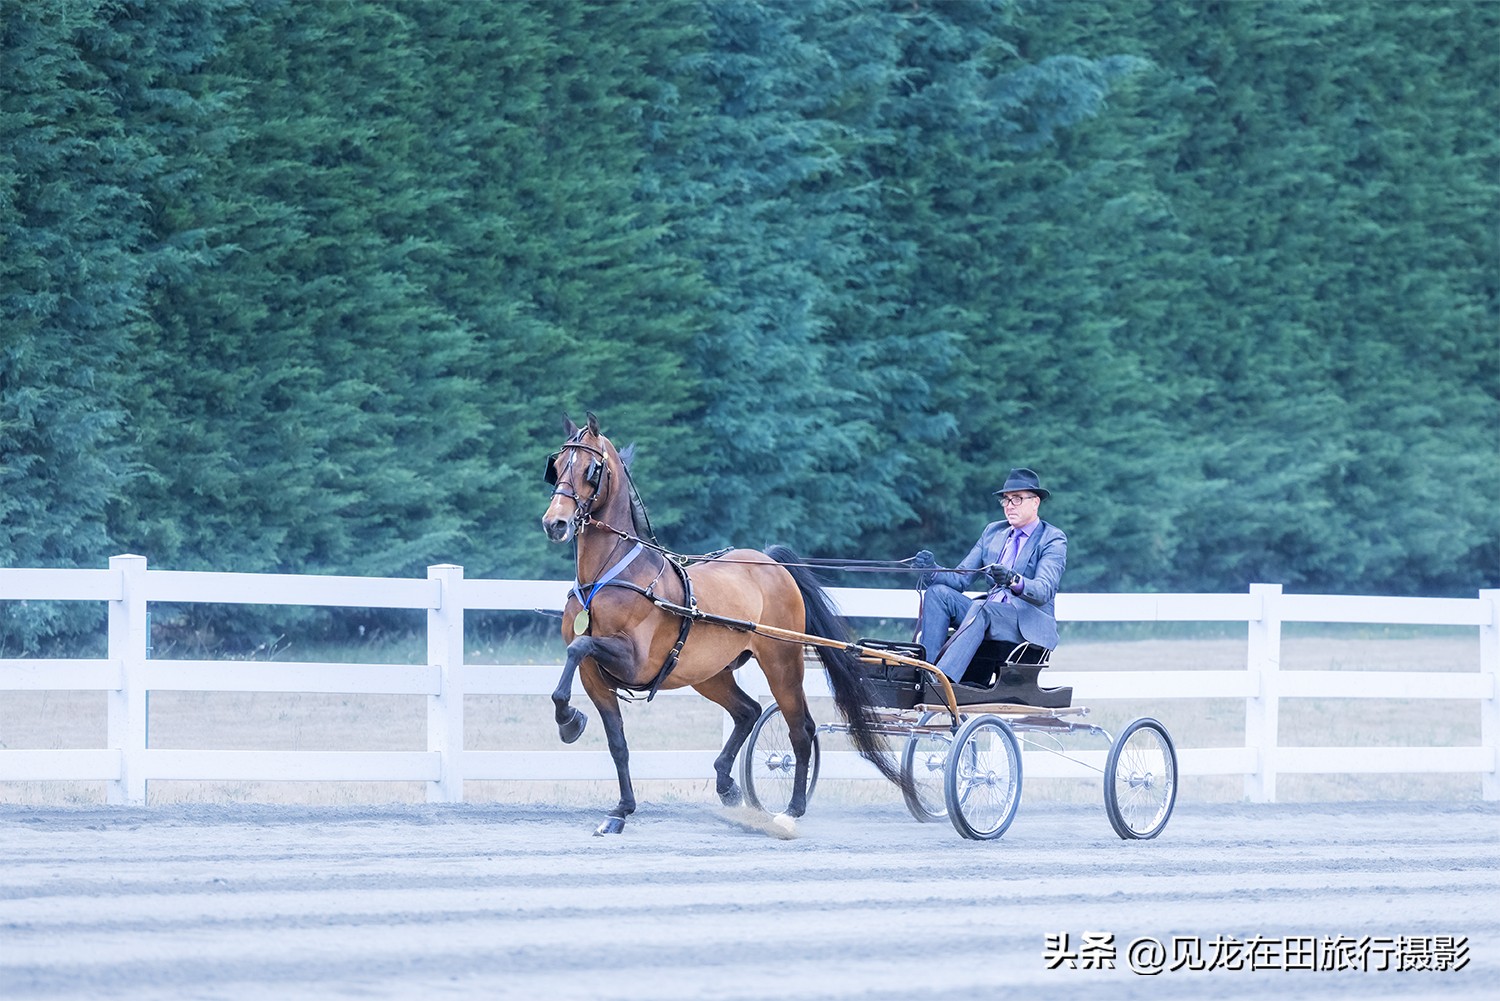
[901,716,951,821]
[1108,721,1176,838]
[945,717,1020,839]
[742,705,819,813]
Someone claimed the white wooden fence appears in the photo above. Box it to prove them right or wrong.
[1,555,1495,803]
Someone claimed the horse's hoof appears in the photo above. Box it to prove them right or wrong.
[718,781,743,808]
[558,708,587,744]
[594,815,626,836]
[770,813,798,838]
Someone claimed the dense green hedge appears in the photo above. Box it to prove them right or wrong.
[2,0,1495,649]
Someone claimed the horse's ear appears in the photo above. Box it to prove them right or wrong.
[619,443,636,470]
[562,413,578,437]
[585,412,600,437]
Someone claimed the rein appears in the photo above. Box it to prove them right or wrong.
[580,517,949,575]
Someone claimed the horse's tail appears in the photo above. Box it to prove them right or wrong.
[766,545,917,801]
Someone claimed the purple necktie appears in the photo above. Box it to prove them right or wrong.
[999,529,1024,601]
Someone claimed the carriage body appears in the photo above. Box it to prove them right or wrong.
[742,634,1178,842]
[855,637,1072,711]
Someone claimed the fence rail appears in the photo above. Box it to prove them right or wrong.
[2,556,1495,803]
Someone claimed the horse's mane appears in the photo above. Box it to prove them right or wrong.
[616,443,660,547]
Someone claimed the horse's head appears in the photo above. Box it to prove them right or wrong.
[541,412,622,543]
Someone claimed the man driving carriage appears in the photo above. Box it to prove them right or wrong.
[913,468,1067,683]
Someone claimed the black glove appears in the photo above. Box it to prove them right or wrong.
[989,564,1018,589]
[912,550,936,587]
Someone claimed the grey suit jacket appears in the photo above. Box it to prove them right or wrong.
[929,519,1068,648]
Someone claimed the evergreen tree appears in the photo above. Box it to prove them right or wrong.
[1,0,209,648]
[415,0,711,575]
[3,0,1495,653]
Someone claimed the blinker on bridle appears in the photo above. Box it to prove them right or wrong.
[544,436,608,531]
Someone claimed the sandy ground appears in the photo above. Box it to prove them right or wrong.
[2,799,1495,1001]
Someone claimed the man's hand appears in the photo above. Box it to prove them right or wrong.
[912,550,936,587]
[989,564,1018,588]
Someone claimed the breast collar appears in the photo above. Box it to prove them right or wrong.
[571,539,696,702]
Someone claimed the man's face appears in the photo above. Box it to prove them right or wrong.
[1000,491,1040,527]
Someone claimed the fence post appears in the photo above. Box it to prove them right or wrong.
[107,554,149,805]
[427,564,465,803]
[1244,582,1283,803]
[1481,588,1498,802]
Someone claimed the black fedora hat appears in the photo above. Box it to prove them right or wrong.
[993,467,1050,499]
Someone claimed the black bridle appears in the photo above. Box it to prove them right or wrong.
[543,436,610,537]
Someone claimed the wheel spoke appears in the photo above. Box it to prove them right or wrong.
[901,715,951,822]
[1104,719,1177,839]
[944,716,1021,840]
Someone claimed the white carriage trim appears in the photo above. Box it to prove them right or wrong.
[0,559,1495,803]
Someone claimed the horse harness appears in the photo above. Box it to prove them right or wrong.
[546,437,889,700]
[547,437,704,701]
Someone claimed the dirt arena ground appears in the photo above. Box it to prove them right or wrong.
[2,798,1495,1000]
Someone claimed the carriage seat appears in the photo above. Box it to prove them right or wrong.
[852,639,926,710]
[923,639,1072,708]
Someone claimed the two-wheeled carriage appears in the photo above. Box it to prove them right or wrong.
[741,639,1178,841]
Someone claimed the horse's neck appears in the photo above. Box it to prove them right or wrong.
[575,494,639,584]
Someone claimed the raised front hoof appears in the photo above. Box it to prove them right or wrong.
[557,708,588,744]
[594,815,626,836]
[717,780,743,808]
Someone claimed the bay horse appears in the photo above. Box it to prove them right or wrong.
[540,412,912,835]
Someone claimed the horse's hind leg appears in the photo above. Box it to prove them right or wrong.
[692,665,760,807]
[760,646,817,818]
[778,698,817,818]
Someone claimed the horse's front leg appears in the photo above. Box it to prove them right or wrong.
[551,638,596,744]
[594,699,635,835]
[563,635,639,835]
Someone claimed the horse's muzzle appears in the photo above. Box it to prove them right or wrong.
[542,515,573,543]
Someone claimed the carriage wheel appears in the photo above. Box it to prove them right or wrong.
[943,714,1022,841]
[741,702,820,814]
[1104,717,1178,840]
[900,711,952,823]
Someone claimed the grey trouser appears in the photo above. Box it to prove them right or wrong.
[919,584,1023,681]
